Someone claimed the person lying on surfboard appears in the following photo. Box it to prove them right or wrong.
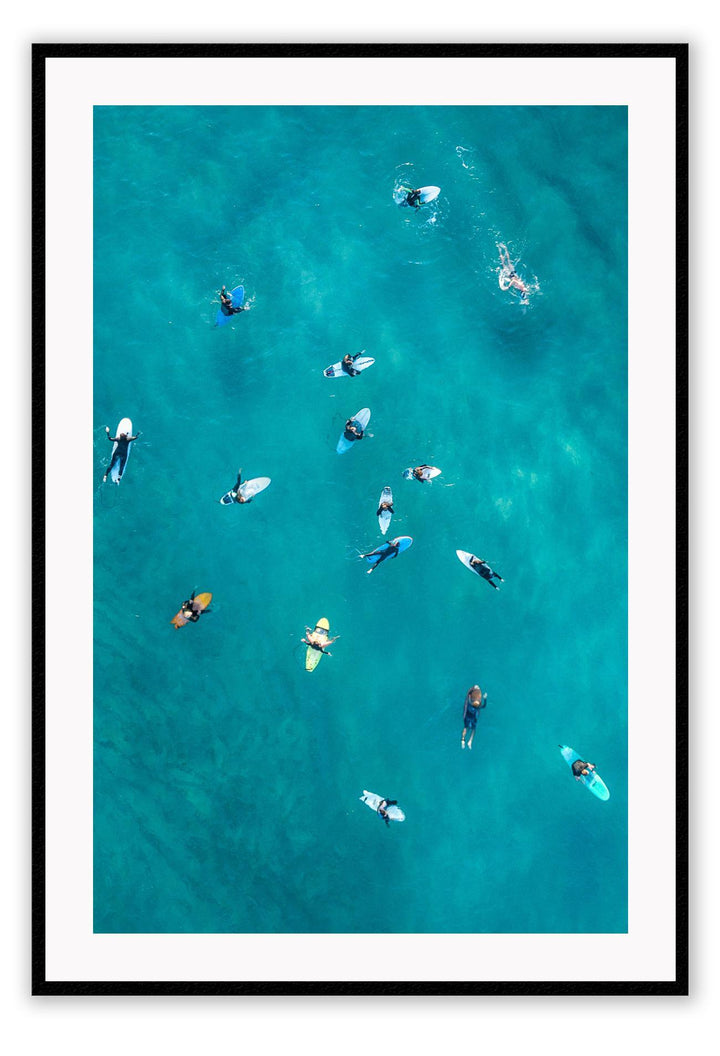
[180,591,210,622]
[377,798,399,826]
[497,243,531,304]
[361,539,400,569]
[469,556,504,588]
[219,284,249,317]
[103,425,140,482]
[302,626,340,655]
[461,685,487,750]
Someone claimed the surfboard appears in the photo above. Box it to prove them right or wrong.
[559,745,610,801]
[305,617,330,671]
[363,535,412,574]
[377,486,393,535]
[215,285,245,326]
[324,355,375,378]
[337,407,371,454]
[219,476,271,505]
[171,592,212,629]
[109,417,133,484]
[417,185,441,204]
[360,790,405,823]
[456,550,500,584]
[402,466,441,481]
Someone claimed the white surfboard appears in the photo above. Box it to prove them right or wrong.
[109,417,133,484]
[360,790,405,822]
[337,408,371,454]
[417,185,441,203]
[377,486,393,535]
[219,476,271,505]
[324,355,375,378]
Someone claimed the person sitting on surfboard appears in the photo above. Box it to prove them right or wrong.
[377,798,398,826]
[219,284,248,317]
[340,353,362,377]
[361,539,400,568]
[405,188,422,208]
[406,465,435,483]
[302,626,340,656]
[228,468,252,504]
[571,759,596,780]
[461,685,487,750]
[343,418,365,442]
[180,591,209,623]
[376,498,394,517]
[469,556,504,589]
[497,243,531,304]
[103,425,139,482]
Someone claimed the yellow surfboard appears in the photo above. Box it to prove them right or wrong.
[171,591,212,629]
[305,617,330,671]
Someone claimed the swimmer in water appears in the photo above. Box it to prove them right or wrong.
[497,243,531,304]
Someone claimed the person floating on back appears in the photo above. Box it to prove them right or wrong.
[461,684,487,750]
[469,556,504,589]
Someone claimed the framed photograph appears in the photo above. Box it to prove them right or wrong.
[33,43,687,995]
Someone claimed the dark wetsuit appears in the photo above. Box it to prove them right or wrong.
[376,503,394,517]
[377,799,398,826]
[365,542,399,568]
[341,354,361,377]
[406,190,421,208]
[470,560,503,588]
[572,760,592,778]
[343,419,364,442]
[105,432,138,480]
[220,291,245,316]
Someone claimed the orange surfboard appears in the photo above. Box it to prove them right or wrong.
[171,591,212,628]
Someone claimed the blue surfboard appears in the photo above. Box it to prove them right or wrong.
[363,535,412,574]
[215,285,245,327]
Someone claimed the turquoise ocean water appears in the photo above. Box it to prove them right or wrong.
[93,106,627,934]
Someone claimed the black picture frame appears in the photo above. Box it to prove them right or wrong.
[32,42,688,997]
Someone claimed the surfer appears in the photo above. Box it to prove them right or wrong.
[302,626,340,656]
[344,417,365,442]
[219,284,248,316]
[377,798,399,826]
[229,468,252,504]
[180,591,208,623]
[497,243,531,304]
[103,425,139,482]
[376,497,394,517]
[469,556,504,589]
[404,188,422,208]
[571,758,596,780]
[405,465,435,483]
[461,685,487,750]
[340,353,363,377]
[361,539,400,569]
